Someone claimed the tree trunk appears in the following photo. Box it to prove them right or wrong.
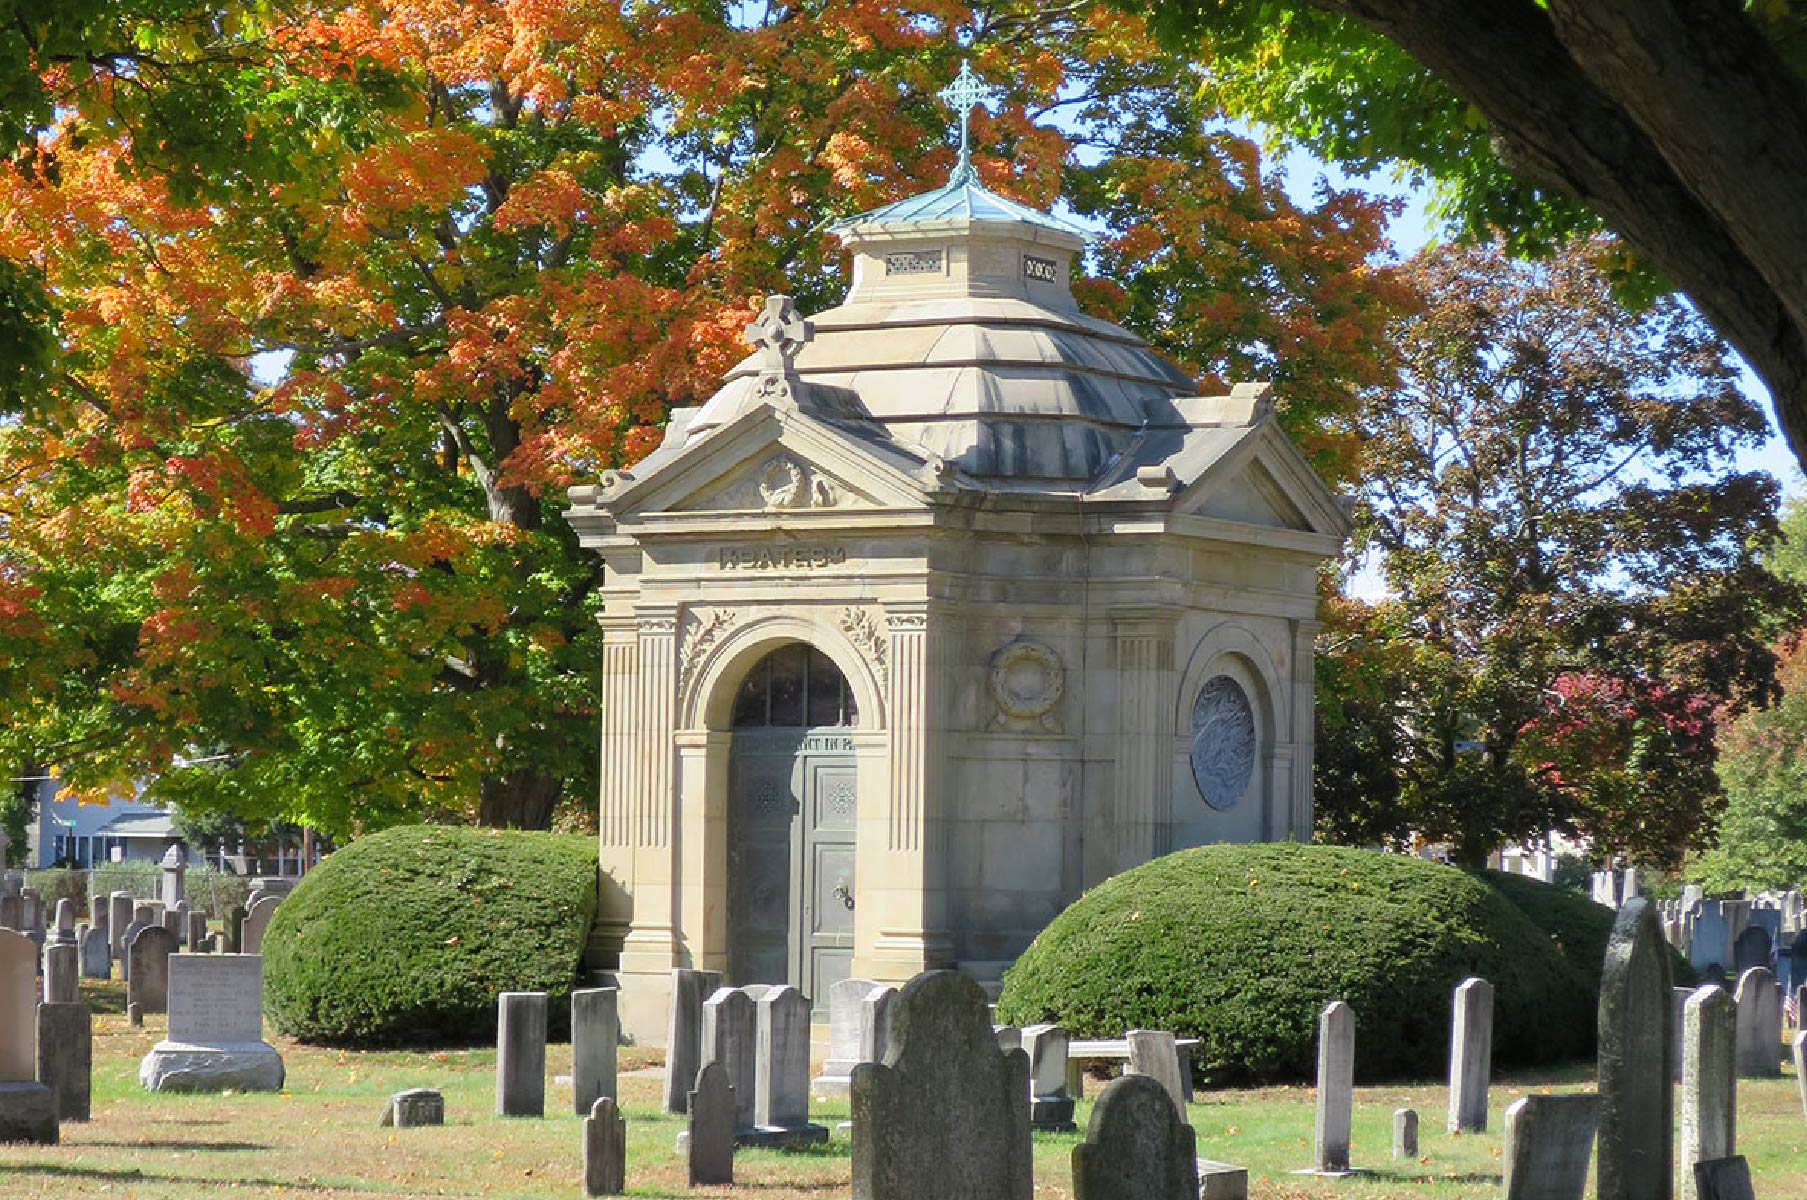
[477,768,561,830]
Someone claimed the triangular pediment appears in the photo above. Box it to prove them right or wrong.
[596,400,939,522]
[1188,458,1311,531]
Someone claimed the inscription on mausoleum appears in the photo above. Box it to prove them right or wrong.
[715,546,847,570]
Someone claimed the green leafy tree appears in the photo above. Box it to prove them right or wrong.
[1317,237,1803,867]
[1132,0,1807,472]
[1695,497,1807,891]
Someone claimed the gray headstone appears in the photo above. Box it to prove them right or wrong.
[1313,1001,1356,1174]
[753,984,823,1142]
[35,1001,89,1121]
[859,984,896,1063]
[160,846,185,908]
[0,895,19,934]
[41,943,77,1004]
[1792,1031,1806,1122]
[1681,984,1736,1200]
[1502,1093,1599,1200]
[583,1095,627,1197]
[1126,1029,1187,1124]
[495,991,547,1117]
[224,905,247,955]
[686,1061,735,1186]
[1071,1072,1198,1200]
[49,898,76,946]
[241,894,280,955]
[126,925,177,1014]
[184,910,207,953]
[79,925,109,980]
[662,968,721,1115]
[1197,1159,1249,1200]
[851,970,1031,1200]
[1692,1157,1755,1200]
[1393,1108,1418,1159]
[572,987,619,1117]
[1598,896,1674,1200]
[140,955,284,1092]
[108,893,134,957]
[814,976,878,1095]
[0,930,55,1143]
[1733,967,1780,1078]
[380,1087,444,1127]
[159,908,181,941]
[1732,927,1770,975]
[701,987,756,1133]
[117,919,145,981]
[1024,1023,1076,1132]
[1447,976,1493,1132]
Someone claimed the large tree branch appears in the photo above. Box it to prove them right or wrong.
[1313,0,1807,459]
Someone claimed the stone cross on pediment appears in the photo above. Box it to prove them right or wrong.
[746,294,814,377]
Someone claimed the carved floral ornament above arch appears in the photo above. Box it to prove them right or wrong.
[673,607,891,731]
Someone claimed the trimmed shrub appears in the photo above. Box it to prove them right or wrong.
[263,825,598,1046]
[1476,867,1694,989]
[993,843,1598,1083]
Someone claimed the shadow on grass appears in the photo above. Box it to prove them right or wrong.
[0,1162,335,1190]
[80,1140,273,1152]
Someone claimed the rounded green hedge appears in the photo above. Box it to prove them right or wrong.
[993,843,1599,1083]
[263,825,598,1046]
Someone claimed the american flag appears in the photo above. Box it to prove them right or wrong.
[1787,987,1799,1027]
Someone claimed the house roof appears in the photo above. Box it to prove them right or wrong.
[92,811,178,840]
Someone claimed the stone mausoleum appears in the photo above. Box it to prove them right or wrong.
[566,88,1350,1042]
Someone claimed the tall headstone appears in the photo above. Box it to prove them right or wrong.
[19,889,43,945]
[241,894,280,955]
[107,892,133,958]
[572,986,619,1117]
[751,984,826,1145]
[1070,1072,1199,1200]
[116,918,145,982]
[159,907,181,941]
[1502,1094,1600,1200]
[1447,976,1493,1133]
[36,1001,90,1121]
[495,991,547,1117]
[700,987,756,1134]
[1680,984,1736,1200]
[140,954,284,1091]
[1311,1001,1356,1175]
[1732,927,1770,976]
[224,904,247,955]
[78,924,109,980]
[1732,967,1780,1078]
[686,1061,735,1187]
[126,925,177,1014]
[1125,1029,1187,1123]
[184,910,208,953]
[0,929,56,1142]
[1691,901,1730,973]
[1598,896,1674,1200]
[1793,1031,1806,1122]
[859,984,896,1065]
[813,976,878,1097]
[159,843,186,908]
[48,899,76,947]
[41,943,77,1004]
[851,970,1031,1200]
[1692,1157,1756,1200]
[582,1095,627,1197]
[1393,1108,1418,1160]
[1023,1023,1076,1132]
[662,968,721,1115]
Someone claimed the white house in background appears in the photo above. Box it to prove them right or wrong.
[22,776,176,867]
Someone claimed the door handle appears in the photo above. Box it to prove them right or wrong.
[832,876,854,910]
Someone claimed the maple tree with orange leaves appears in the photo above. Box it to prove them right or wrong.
[0,1,1407,834]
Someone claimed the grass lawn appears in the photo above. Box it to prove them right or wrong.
[0,979,1802,1198]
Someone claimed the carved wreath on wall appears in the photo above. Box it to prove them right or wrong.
[988,639,1064,733]
[1190,674,1256,811]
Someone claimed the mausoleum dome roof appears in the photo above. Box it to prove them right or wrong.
[684,174,1195,485]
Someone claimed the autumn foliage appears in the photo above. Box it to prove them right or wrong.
[0,2,1405,833]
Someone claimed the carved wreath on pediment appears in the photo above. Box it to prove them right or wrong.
[988,639,1064,733]
[706,454,842,511]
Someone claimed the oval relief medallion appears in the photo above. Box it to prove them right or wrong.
[1190,675,1255,811]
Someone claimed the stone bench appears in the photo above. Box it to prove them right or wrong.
[1065,1037,1200,1101]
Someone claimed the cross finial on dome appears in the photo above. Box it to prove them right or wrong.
[938,60,996,186]
[745,294,813,375]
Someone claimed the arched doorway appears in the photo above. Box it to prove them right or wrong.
[727,643,858,1007]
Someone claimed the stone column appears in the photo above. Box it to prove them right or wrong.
[1289,619,1321,838]
[1313,1001,1355,1174]
[1110,611,1171,872]
[1680,984,1736,1200]
[594,617,638,959]
[1447,977,1494,1133]
[862,605,950,979]
[615,610,679,1041]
